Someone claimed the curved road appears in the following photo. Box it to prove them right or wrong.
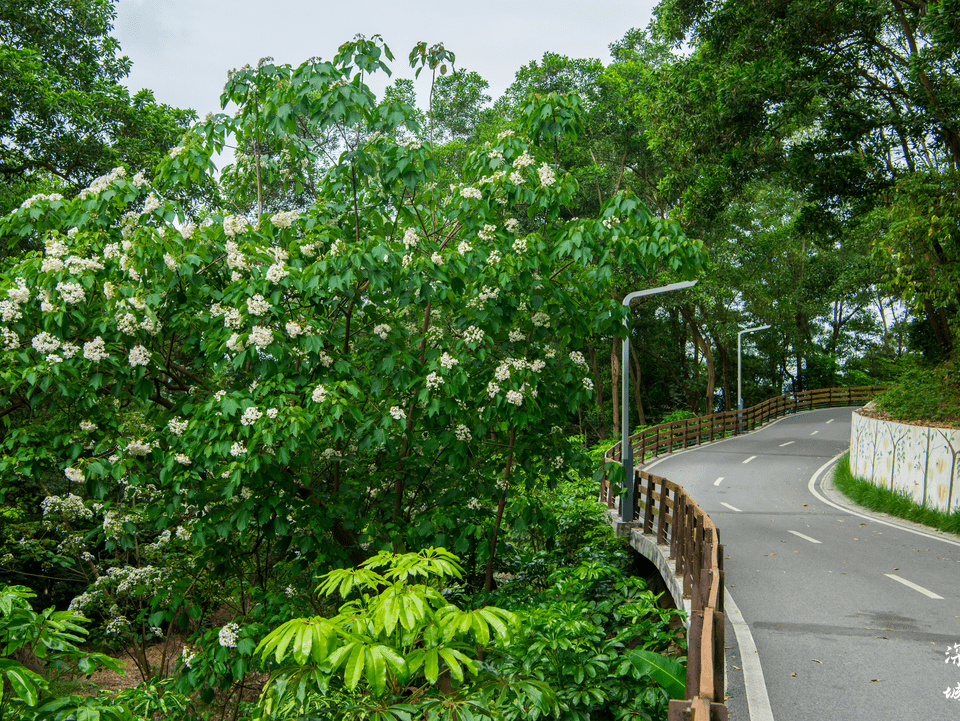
[641,406,960,720]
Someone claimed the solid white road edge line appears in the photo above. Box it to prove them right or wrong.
[788,530,822,544]
[807,454,960,548]
[885,573,944,599]
[721,502,742,512]
[714,476,725,486]
[743,455,757,464]
[725,588,776,721]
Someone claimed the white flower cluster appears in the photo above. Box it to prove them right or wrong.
[223,215,249,237]
[509,171,524,185]
[532,312,550,327]
[41,494,92,520]
[80,420,97,432]
[249,326,273,349]
[508,329,525,342]
[506,390,524,406]
[55,281,85,305]
[463,325,485,346]
[487,250,502,265]
[230,442,246,457]
[311,384,328,403]
[226,333,246,352]
[271,210,299,228]
[468,286,500,310]
[285,320,305,337]
[175,453,191,465]
[143,194,162,214]
[601,216,621,229]
[80,167,125,199]
[224,240,247,273]
[455,424,471,442]
[126,439,153,456]
[390,406,405,421]
[219,623,241,648]
[20,192,63,209]
[168,417,188,436]
[266,263,289,283]
[513,237,527,253]
[538,163,556,186]
[317,351,333,367]
[247,294,271,316]
[32,332,61,354]
[108,564,166,594]
[1,328,19,350]
[439,353,459,369]
[478,224,496,241]
[104,617,130,636]
[402,228,418,248]
[128,345,150,367]
[487,381,500,398]
[425,372,444,390]
[64,467,84,483]
[457,240,473,255]
[569,351,588,368]
[551,455,564,469]
[467,497,483,510]
[460,187,482,200]
[374,323,391,340]
[431,252,443,264]
[241,406,262,426]
[322,447,342,461]
[583,377,595,391]
[505,218,520,233]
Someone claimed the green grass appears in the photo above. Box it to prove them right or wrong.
[832,452,960,536]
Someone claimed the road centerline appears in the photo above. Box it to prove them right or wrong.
[788,530,822,544]
[714,476,725,486]
[743,455,757,464]
[884,573,944,600]
[779,441,795,447]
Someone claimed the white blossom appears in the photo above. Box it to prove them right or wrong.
[460,187,482,200]
[223,215,249,237]
[56,282,85,305]
[218,623,240,648]
[463,325,485,345]
[64,467,84,483]
[455,424,471,442]
[374,324,391,340]
[425,372,444,390]
[439,352,459,369]
[513,237,527,253]
[128,345,151,367]
[390,406,406,420]
[241,406,262,426]
[537,163,557,186]
[80,420,97,432]
[506,390,524,406]
[312,384,328,403]
[271,210,299,228]
[175,453,191,465]
[247,294,271,316]
[505,218,520,233]
[478,224,496,241]
[168,417,188,436]
[229,442,246,457]
[266,263,289,283]
[249,325,274,349]
[486,381,500,398]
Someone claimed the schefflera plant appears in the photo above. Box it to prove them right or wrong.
[253,547,559,720]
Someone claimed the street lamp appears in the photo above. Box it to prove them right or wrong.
[620,279,698,522]
[737,324,771,411]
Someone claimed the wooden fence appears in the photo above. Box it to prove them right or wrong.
[601,386,887,721]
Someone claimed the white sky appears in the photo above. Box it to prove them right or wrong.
[113,0,660,119]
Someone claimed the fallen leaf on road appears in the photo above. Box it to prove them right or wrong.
[870,679,882,683]
[812,659,822,664]
[733,665,741,671]
[791,673,797,677]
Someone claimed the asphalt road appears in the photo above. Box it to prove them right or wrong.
[642,406,960,720]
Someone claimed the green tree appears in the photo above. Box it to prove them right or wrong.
[0,0,195,219]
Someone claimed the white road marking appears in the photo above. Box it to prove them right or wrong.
[825,419,834,424]
[725,589,775,721]
[788,530,822,544]
[714,476,725,486]
[807,454,960,548]
[885,574,944,600]
[779,441,794,447]
[810,430,819,436]
[743,455,757,464]
[721,502,742,512]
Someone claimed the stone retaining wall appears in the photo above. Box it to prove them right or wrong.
[850,410,960,514]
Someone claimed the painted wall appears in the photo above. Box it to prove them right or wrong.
[850,410,960,514]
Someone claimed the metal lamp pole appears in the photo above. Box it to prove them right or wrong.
[621,280,698,522]
[737,324,771,411]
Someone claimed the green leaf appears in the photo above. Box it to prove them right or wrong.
[627,649,686,700]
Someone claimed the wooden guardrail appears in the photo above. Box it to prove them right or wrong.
[602,385,887,721]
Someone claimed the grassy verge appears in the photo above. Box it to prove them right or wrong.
[832,451,960,536]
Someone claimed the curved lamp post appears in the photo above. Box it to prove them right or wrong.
[621,280,698,521]
[737,324,771,411]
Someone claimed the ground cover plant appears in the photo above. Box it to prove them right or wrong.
[0,35,699,720]
[832,452,960,536]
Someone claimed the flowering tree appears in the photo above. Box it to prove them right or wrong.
[0,35,705,661]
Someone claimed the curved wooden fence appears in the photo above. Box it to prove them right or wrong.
[601,385,886,721]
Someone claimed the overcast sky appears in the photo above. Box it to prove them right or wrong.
[113,0,660,120]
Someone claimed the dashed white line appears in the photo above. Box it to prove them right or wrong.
[788,530,822,544]
[885,574,943,600]
[743,455,757,464]
[714,476,725,486]
[721,502,743,512]
[779,441,794,447]
[810,430,819,436]
[825,419,834,424]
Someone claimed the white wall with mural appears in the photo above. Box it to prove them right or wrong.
[850,410,960,514]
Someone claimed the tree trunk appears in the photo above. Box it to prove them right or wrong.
[629,349,647,426]
[589,346,606,439]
